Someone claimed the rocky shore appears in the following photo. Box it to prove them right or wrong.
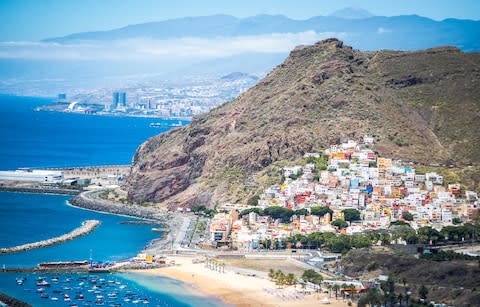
[0,220,100,254]
[71,190,186,253]
[70,190,169,222]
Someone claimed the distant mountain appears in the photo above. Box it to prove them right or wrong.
[126,39,480,207]
[44,13,480,51]
[329,7,374,19]
[220,72,259,82]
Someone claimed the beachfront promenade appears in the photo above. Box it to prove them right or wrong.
[0,220,100,254]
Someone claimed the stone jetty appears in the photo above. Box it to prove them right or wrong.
[0,220,100,254]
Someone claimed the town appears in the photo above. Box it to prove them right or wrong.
[35,73,259,119]
[205,137,479,253]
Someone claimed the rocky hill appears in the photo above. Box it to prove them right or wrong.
[338,247,480,305]
[126,38,480,208]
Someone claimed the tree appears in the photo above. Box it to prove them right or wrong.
[418,226,444,245]
[247,195,260,206]
[402,211,414,221]
[342,209,361,223]
[286,273,297,286]
[301,269,323,285]
[294,208,309,216]
[358,288,382,307]
[239,207,264,217]
[310,206,333,217]
[331,219,349,229]
[333,284,340,299]
[263,206,294,222]
[268,268,275,280]
[419,285,428,300]
[452,217,462,225]
[305,155,329,171]
[191,204,206,213]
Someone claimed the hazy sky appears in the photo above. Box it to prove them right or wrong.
[1,0,480,41]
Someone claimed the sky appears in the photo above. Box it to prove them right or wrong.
[1,0,479,41]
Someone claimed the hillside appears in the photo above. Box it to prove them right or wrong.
[126,39,480,207]
[338,247,480,305]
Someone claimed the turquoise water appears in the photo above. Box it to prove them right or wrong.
[0,272,224,306]
[0,192,161,267]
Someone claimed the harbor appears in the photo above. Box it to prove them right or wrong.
[6,272,156,305]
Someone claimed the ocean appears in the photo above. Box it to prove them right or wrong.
[0,96,221,306]
[0,95,176,170]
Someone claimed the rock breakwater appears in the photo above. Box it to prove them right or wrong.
[70,190,169,222]
[0,220,100,254]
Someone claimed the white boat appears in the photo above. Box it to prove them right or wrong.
[36,280,50,287]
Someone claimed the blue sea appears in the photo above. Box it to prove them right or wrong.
[0,95,177,170]
[0,96,221,306]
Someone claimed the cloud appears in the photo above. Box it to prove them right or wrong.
[0,31,346,61]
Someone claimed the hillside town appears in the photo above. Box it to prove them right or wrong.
[207,137,479,250]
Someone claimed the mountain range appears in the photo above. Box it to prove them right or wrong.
[125,39,480,208]
[46,12,480,51]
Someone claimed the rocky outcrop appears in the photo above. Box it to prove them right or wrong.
[126,38,480,208]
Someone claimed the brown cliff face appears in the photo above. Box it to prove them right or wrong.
[126,39,480,208]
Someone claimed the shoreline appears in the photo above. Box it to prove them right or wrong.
[128,255,351,307]
[69,190,183,253]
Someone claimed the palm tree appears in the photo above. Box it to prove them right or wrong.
[286,273,296,286]
[419,285,428,300]
[268,268,275,280]
[397,293,404,305]
[333,284,340,299]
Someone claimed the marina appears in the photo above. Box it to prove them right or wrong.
[8,273,157,306]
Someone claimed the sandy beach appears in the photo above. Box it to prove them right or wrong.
[131,255,351,307]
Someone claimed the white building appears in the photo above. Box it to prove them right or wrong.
[0,169,64,183]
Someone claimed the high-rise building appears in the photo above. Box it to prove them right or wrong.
[112,91,127,110]
[112,92,120,108]
[119,92,127,106]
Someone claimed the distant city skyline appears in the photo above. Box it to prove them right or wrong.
[1,0,479,41]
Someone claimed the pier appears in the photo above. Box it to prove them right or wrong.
[0,220,100,254]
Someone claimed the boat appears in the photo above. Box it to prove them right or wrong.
[143,299,150,304]
[36,288,45,293]
[40,293,49,299]
[36,280,50,287]
[51,297,59,301]
[75,293,85,300]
